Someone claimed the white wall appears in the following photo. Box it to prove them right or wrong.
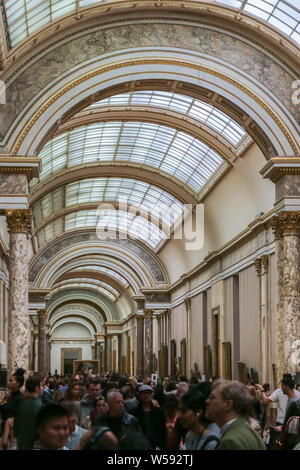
[51,342,92,375]
[158,143,275,283]
[50,322,93,374]
[52,322,91,339]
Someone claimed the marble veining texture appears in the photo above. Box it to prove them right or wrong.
[7,232,29,373]
[1,22,298,139]
[144,315,153,376]
[276,175,300,200]
[0,174,28,194]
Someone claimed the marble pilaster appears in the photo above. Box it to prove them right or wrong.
[38,309,47,377]
[144,309,153,377]
[6,209,32,374]
[136,315,144,377]
[105,334,112,372]
[271,212,300,378]
[117,334,123,374]
[184,299,192,378]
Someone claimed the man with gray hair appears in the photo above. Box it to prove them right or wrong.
[205,380,266,450]
[95,391,143,448]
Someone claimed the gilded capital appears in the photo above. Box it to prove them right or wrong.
[184,298,191,312]
[6,209,32,233]
[136,315,144,324]
[271,212,300,238]
[144,309,153,319]
[38,309,46,319]
[261,255,269,274]
[254,258,261,276]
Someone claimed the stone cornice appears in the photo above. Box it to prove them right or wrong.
[0,156,41,180]
[6,209,32,233]
[260,157,300,183]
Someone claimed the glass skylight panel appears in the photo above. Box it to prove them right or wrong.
[37,120,225,191]
[71,265,127,285]
[88,91,246,146]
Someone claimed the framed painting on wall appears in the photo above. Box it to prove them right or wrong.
[73,359,101,375]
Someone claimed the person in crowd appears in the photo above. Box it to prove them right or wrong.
[282,375,300,418]
[188,377,199,390]
[52,388,65,405]
[61,401,88,450]
[165,380,177,395]
[78,379,102,428]
[179,389,220,450]
[64,380,82,404]
[94,391,142,449]
[176,382,189,399]
[0,417,17,450]
[120,386,138,413]
[0,368,25,427]
[258,374,289,447]
[153,383,165,408]
[89,396,107,427]
[41,377,55,405]
[14,375,43,450]
[79,426,119,450]
[247,384,263,433]
[34,404,69,450]
[205,380,266,450]
[163,393,185,450]
[131,384,166,449]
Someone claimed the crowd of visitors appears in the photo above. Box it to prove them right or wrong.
[0,368,300,450]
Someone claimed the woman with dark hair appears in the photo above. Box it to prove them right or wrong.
[178,390,220,450]
[0,368,25,427]
[163,394,185,450]
[64,380,82,404]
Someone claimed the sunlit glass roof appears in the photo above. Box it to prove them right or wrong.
[34,121,224,192]
[87,91,246,146]
[55,277,119,297]
[32,177,184,228]
[70,265,128,285]
[3,1,300,47]
[52,281,116,301]
[36,209,167,249]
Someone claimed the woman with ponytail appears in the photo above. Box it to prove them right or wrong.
[0,368,25,427]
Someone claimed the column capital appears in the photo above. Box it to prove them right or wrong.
[144,308,154,319]
[6,209,32,233]
[184,298,191,312]
[254,258,262,276]
[136,315,145,324]
[261,255,269,274]
[271,212,300,238]
[38,309,46,319]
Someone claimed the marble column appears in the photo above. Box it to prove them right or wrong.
[38,309,47,377]
[105,334,112,372]
[156,314,161,349]
[6,209,32,374]
[136,316,144,377]
[46,325,51,376]
[117,334,123,374]
[272,212,300,378]
[144,309,153,377]
[184,299,192,378]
